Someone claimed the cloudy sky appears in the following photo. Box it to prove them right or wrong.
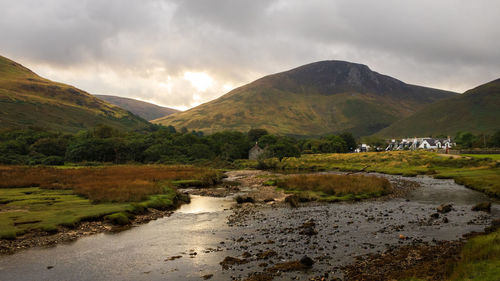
[1,0,499,110]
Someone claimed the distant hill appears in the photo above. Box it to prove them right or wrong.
[95,95,179,121]
[154,61,456,137]
[0,55,150,133]
[378,78,500,138]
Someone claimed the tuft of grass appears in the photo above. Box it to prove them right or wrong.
[277,174,392,202]
[105,212,131,226]
[448,229,500,281]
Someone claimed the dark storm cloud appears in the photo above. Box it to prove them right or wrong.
[0,0,499,109]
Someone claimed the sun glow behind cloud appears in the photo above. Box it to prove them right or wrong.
[183,71,213,92]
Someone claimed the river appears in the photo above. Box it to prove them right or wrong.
[0,174,497,281]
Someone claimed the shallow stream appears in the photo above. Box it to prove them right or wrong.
[0,174,497,281]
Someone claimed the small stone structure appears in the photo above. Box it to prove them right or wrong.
[249,143,264,160]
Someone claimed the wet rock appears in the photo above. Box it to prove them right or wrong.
[300,256,314,267]
[244,272,274,281]
[47,266,54,270]
[165,255,182,261]
[437,204,452,213]
[220,256,249,270]
[267,261,309,272]
[430,213,440,219]
[236,196,255,204]
[256,250,277,260]
[471,202,491,212]
[285,195,299,208]
[202,273,213,280]
[299,226,318,236]
[242,252,252,258]
[442,217,449,223]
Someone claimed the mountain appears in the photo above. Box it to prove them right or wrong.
[154,61,456,136]
[378,78,500,137]
[0,55,150,133]
[94,95,179,121]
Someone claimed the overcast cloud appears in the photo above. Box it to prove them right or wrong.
[1,0,499,110]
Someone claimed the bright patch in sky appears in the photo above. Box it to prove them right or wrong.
[184,72,213,92]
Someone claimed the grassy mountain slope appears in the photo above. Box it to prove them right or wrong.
[154,61,456,137]
[94,95,179,121]
[0,55,150,133]
[378,78,500,137]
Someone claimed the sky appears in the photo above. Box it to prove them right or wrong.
[1,0,499,110]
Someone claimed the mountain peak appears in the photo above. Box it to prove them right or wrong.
[263,60,408,96]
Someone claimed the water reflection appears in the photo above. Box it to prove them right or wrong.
[177,195,234,214]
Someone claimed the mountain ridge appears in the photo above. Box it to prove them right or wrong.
[94,95,179,121]
[378,78,500,137]
[0,55,150,133]
[154,60,457,136]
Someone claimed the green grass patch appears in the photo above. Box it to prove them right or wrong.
[0,187,130,237]
[448,230,500,281]
[461,154,500,161]
[105,212,131,226]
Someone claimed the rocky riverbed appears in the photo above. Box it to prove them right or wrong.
[211,170,497,280]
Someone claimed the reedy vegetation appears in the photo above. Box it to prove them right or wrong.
[277,174,392,201]
[0,165,222,239]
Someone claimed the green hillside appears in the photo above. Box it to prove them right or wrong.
[378,78,500,137]
[154,61,456,137]
[0,55,150,133]
[95,95,179,121]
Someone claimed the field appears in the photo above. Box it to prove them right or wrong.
[276,174,392,201]
[242,151,500,197]
[0,165,222,239]
[461,154,500,161]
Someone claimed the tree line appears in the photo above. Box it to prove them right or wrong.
[0,126,357,165]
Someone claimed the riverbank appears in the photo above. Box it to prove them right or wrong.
[237,151,500,197]
[0,207,177,255]
[0,165,222,253]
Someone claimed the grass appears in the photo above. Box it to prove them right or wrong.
[277,174,392,201]
[447,229,500,281]
[0,187,129,238]
[461,154,500,161]
[0,165,222,239]
[243,151,500,197]
[0,165,222,202]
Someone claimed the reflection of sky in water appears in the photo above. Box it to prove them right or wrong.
[0,196,235,281]
[177,195,234,214]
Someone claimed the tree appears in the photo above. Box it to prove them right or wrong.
[248,128,269,143]
[339,132,357,152]
[489,130,500,147]
[455,132,476,149]
[258,134,278,147]
[267,142,300,161]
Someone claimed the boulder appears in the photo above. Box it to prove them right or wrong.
[437,204,452,213]
[471,202,491,212]
[285,195,299,208]
[300,256,314,267]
